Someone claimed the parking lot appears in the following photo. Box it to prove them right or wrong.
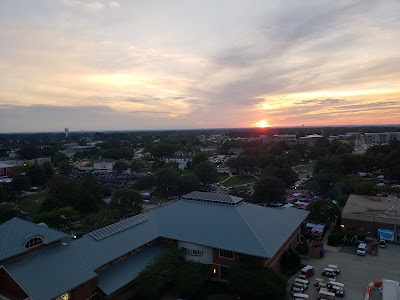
[291,243,400,299]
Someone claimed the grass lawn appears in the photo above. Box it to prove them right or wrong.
[293,164,314,172]
[18,191,47,216]
[181,169,194,175]
[217,175,230,182]
[222,176,255,188]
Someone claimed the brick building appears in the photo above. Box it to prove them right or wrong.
[0,163,21,177]
[341,194,400,241]
[0,192,308,300]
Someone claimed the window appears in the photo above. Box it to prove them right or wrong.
[55,292,69,300]
[24,237,43,249]
[219,249,234,260]
[219,266,230,280]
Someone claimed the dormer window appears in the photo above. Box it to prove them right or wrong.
[25,236,43,249]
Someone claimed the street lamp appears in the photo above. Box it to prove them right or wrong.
[389,206,397,242]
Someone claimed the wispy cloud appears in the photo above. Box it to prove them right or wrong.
[1,0,400,131]
[108,1,120,8]
[63,0,105,10]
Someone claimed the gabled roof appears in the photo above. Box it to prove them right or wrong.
[3,243,96,300]
[1,193,308,299]
[0,218,69,261]
[70,217,159,270]
[98,246,167,296]
[146,199,308,258]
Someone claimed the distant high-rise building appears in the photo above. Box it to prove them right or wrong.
[364,132,400,145]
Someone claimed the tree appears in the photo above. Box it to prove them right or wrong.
[354,181,378,196]
[135,249,184,299]
[150,144,176,159]
[17,146,40,159]
[11,175,31,192]
[155,168,181,196]
[194,161,218,184]
[229,260,287,299]
[42,161,55,179]
[173,262,206,297]
[0,202,18,223]
[58,160,73,175]
[280,249,301,273]
[134,175,155,190]
[314,157,342,174]
[130,159,144,172]
[180,174,201,194]
[113,161,128,173]
[34,206,79,230]
[41,176,80,212]
[52,152,70,167]
[191,152,208,168]
[109,188,143,218]
[26,164,47,186]
[307,200,340,226]
[78,173,102,214]
[253,176,285,204]
[264,165,298,188]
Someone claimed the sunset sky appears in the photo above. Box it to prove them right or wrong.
[1,0,400,132]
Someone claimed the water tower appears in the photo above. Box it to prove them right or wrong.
[64,128,69,138]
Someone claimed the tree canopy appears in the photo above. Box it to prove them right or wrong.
[109,188,143,218]
[229,260,287,299]
[194,161,218,184]
[307,199,340,226]
[253,176,285,204]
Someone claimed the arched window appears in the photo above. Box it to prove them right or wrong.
[24,237,43,249]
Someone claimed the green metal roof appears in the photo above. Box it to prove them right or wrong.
[70,217,159,270]
[3,243,96,300]
[0,217,69,261]
[97,246,167,295]
[147,199,308,258]
[1,193,309,299]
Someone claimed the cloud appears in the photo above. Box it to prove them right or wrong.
[63,0,105,10]
[108,1,120,8]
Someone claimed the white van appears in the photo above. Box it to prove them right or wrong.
[319,290,336,300]
[357,243,368,255]
[292,293,309,299]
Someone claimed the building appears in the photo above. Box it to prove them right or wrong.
[364,132,400,145]
[273,134,297,142]
[93,159,116,171]
[0,163,21,177]
[341,194,400,241]
[0,192,308,300]
[164,158,190,170]
[299,134,324,144]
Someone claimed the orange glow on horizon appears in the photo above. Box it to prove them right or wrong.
[255,120,270,128]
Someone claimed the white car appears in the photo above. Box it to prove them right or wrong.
[357,242,368,255]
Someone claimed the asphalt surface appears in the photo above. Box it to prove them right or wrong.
[291,243,400,300]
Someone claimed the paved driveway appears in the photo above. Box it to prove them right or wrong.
[290,244,400,299]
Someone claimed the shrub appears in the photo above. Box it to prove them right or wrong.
[229,261,287,299]
[327,229,345,246]
[295,242,309,255]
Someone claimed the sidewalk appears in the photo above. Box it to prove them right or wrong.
[323,223,341,253]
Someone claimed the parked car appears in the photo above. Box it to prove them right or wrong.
[379,239,386,248]
[357,242,368,255]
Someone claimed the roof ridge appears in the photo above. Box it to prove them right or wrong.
[0,217,17,257]
[235,206,272,258]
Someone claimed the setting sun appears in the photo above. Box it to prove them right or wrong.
[256,120,269,128]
